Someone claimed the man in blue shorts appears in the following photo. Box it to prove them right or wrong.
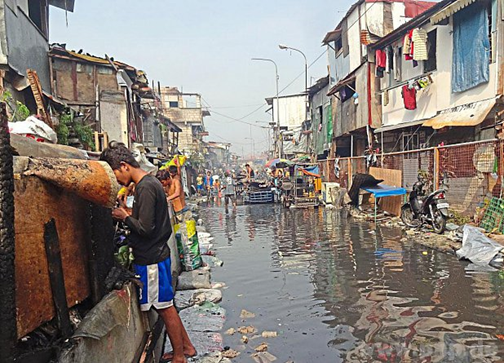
[101,142,196,363]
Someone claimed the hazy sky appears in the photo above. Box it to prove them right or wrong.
[50,0,355,156]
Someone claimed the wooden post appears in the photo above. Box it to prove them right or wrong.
[44,219,72,339]
[434,147,440,190]
[0,102,17,363]
[94,131,100,152]
[348,159,353,189]
[0,70,5,96]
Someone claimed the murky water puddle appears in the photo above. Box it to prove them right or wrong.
[199,204,504,362]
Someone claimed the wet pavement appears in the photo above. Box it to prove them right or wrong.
[199,204,504,362]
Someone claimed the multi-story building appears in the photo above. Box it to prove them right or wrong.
[160,87,210,155]
[322,0,436,159]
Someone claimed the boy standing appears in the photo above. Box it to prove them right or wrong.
[100,143,195,363]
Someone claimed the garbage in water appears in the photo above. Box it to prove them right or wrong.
[202,255,224,267]
[254,342,268,352]
[456,225,504,265]
[251,351,277,363]
[261,331,278,338]
[221,349,240,358]
[240,309,256,319]
[240,335,248,343]
[225,328,236,336]
[211,282,226,289]
[237,326,256,334]
[196,351,232,363]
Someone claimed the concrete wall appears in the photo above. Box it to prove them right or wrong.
[176,123,195,152]
[164,107,203,124]
[272,94,305,129]
[380,16,498,128]
[100,90,129,145]
[4,2,50,91]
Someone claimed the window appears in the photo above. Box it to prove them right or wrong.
[98,67,114,75]
[76,63,93,74]
[339,81,355,103]
[28,0,47,36]
[169,101,179,108]
[334,37,343,56]
[424,30,437,73]
[402,133,419,152]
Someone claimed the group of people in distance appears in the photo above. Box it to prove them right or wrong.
[194,163,256,210]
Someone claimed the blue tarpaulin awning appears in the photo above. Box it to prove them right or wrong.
[362,185,407,198]
[362,184,407,222]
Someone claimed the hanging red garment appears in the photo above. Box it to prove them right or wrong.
[404,29,414,61]
[376,50,387,68]
[401,85,417,110]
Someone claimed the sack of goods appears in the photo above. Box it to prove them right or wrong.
[175,218,203,271]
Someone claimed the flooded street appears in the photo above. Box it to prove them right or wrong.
[199,204,504,362]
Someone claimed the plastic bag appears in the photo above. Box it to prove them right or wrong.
[175,218,202,271]
[9,116,57,143]
[456,225,504,265]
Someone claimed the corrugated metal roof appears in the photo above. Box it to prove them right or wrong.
[430,0,477,24]
[49,47,136,71]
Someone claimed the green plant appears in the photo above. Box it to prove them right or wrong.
[55,110,95,150]
[1,91,30,121]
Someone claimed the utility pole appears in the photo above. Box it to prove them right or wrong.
[251,58,280,158]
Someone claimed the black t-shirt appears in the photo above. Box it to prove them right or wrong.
[124,175,171,265]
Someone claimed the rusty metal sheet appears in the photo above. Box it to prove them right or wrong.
[23,158,120,208]
[15,177,91,338]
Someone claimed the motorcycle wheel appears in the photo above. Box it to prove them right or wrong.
[401,205,419,228]
[432,209,447,234]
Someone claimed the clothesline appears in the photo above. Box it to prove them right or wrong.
[378,72,433,93]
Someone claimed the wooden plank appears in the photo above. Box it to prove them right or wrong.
[44,219,72,338]
[26,69,52,128]
[369,167,403,216]
[14,177,91,338]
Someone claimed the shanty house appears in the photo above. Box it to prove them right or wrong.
[322,0,436,159]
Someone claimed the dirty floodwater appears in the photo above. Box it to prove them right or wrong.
[199,204,504,362]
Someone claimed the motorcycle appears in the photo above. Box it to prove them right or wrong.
[401,177,449,234]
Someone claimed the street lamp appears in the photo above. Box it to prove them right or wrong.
[278,44,309,132]
[251,57,280,158]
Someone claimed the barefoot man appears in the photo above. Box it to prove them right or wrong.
[100,142,196,363]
